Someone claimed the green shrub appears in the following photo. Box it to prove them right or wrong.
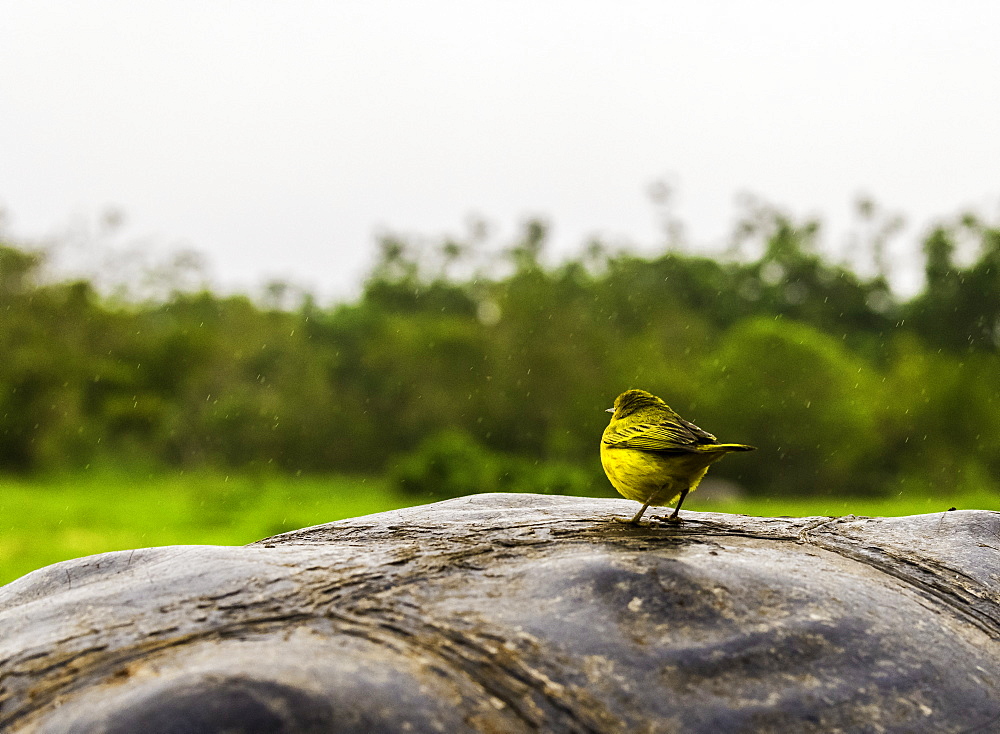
[390,429,594,499]
[701,317,881,495]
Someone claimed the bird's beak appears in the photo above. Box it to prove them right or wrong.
[605,407,615,413]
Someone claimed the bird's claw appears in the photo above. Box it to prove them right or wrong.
[612,516,653,527]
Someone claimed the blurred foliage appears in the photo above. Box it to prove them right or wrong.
[1,199,999,503]
[391,428,593,499]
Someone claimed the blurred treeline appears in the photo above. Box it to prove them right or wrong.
[1,201,998,501]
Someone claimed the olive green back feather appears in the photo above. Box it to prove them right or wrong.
[603,389,753,454]
[602,415,717,453]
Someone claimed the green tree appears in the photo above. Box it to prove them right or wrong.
[701,317,882,495]
[907,218,1000,352]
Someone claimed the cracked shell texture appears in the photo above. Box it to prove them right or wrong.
[1,494,999,733]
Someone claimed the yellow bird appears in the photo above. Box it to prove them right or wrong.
[601,389,755,524]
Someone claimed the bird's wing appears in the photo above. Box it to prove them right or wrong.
[603,417,717,452]
[679,417,718,443]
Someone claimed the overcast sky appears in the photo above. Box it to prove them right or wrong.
[2,1,999,300]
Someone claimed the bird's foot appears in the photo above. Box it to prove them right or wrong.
[612,515,654,527]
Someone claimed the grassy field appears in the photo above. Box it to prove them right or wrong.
[1,471,997,587]
[0,471,425,587]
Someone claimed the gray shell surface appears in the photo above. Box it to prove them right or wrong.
[1,494,998,733]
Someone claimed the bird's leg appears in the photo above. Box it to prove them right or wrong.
[666,488,690,524]
[628,484,666,524]
[630,499,653,524]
